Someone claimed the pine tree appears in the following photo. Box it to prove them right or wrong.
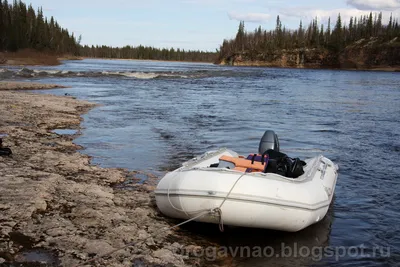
[235,21,245,52]
[367,12,373,37]
[4,0,12,50]
[319,24,325,46]
[376,12,382,36]
[349,17,354,42]
[298,20,304,48]
[332,13,343,51]
[326,17,331,44]
[311,17,319,47]
[276,15,282,48]
[0,0,4,50]
[387,13,393,39]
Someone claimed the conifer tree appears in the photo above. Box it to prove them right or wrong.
[298,20,304,47]
[0,0,5,50]
[235,21,245,52]
[217,11,400,64]
[367,12,373,37]
[331,13,343,51]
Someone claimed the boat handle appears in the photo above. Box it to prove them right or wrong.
[319,159,328,180]
[306,155,323,179]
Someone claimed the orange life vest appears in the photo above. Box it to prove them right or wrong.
[219,155,267,173]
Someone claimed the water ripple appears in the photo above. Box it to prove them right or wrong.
[20,59,400,267]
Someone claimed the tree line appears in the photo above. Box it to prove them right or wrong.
[218,13,400,61]
[4,0,399,64]
[0,0,80,54]
[79,45,217,62]
[0,0,216,62]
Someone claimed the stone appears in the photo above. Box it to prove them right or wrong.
[0,85,221,267]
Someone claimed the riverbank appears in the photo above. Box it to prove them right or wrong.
[80,57,212,64]
[0,50,211,66]
[0,82,226,266]
[0,50,84,66]
[0,50,61,66]
[0,81,68,91]
[218,60,400,72]
[217,37,400,72]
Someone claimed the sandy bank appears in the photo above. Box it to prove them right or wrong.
[0,83,224,266]
[0,81,68,91]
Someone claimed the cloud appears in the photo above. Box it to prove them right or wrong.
[280,8,400,25]
[228,11,271,23]
[346,0,400,11]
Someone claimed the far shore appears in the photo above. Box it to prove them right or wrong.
[2,50,399,72]
[1,49,61,66]
[0,50,213,66]
[218,60,400,72]
[80,56,212,64]
[1,54,213,66]
[0,81,68,91]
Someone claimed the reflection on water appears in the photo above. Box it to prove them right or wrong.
[11,59,400,266]
[178,207,333,267]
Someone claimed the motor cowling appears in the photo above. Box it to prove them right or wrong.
[258,130,280,155]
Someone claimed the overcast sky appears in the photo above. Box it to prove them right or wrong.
[27,0,400,51]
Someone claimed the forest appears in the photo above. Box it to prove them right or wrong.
[0,0,216,62]
[79,45,217,62]
[2,0,400,64]
[218,12,400,62]
[0,0,79,55]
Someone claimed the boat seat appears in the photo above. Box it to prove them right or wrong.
[219,155,268,173]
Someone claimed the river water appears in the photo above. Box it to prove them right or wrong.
[2,59,399,266]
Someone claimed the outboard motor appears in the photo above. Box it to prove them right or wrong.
[258,130,280,155]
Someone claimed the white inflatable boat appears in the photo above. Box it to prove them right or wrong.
[155,131,339,232]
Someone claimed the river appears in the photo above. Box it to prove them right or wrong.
[2,59,399,266]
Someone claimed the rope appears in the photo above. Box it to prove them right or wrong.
[213,208,224,232]
[167,169,247,233]
[213,171,246,232]
[218,172,245,209]
[73,210,210,267]
[74,170,247,266]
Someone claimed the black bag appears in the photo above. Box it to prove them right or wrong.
[285,157,306,178]
[264,149,306,178]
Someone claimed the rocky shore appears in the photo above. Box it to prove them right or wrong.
[218,37,400,72]
[0,82,226,267]
[0,81,67,91]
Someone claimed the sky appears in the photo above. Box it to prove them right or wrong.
[27,0,400,51]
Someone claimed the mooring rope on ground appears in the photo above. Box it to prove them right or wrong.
[73,210,210,267]
[74,171,247,266]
